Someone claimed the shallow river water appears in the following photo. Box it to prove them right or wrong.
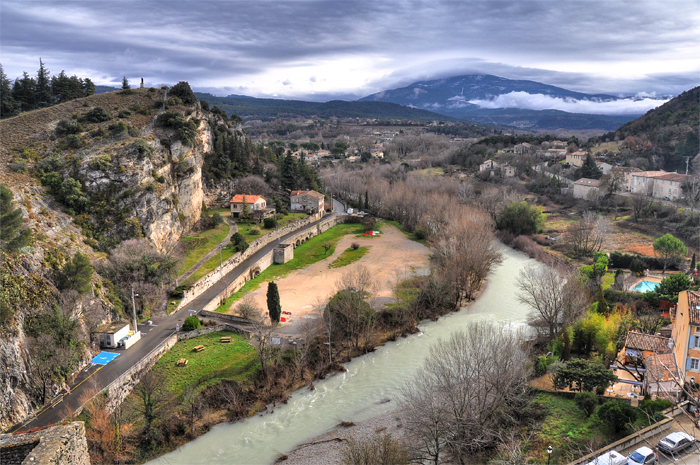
[150,244,535,465]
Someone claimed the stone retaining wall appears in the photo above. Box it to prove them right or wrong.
[176,323,251,341]
[0,422,90,465]
[175,212,324,311]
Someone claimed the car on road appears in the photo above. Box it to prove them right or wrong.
[585,450,627,465]
[627,446,657,464]
[658,431,695,455]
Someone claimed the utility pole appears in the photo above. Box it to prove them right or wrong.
[131,285,139,335]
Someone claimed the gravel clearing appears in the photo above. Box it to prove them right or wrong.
[281,410,407,465]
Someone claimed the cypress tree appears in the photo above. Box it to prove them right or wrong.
[594,285,608,314]
[121,76,130,90]
[267,281,281,323]
[364,191,369,211]
[691,252,696,272]
[35,59,52,108]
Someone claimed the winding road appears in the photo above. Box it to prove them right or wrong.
[9,199,345,433]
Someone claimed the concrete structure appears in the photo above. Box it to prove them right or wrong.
[573,178,601,199]
[597,162,613,175]
[566,151,588,167]
[503,164,516,177]
[0,422,90,465]
[630,171,667,195]
[96,322,130,349]
[671,290,700,384]
[273,243,293,264]
[652,172,691,200]
[290,190,325,213]
[230,194,267,219]
[611,166,642,192]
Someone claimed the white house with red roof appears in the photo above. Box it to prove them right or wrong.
[230,194,267,219]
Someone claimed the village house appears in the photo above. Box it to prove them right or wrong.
[670,291,700,384]
[630,171,667,196]
[503,163,516,177]
[651,172,691,200]
[230,194,270,220]
[514,142,532,154]
[479,159,499,172]
[565,151,588,167]
[610,166,642,192]
[597,162,613,175]
[573,178,601,199]
[290,190,325,213]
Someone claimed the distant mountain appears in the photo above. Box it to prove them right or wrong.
[194,93,468,123]
[95,85,119,94]
[359,74,640,131]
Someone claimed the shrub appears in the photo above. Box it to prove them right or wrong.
[88,154,112,171]
[597,400,637,432]
[169,81,198,105]
[574,392,598,417]
[171,285,192,299]
[55,119,82,136]
[250,228,260,235]
[131,138,154,159]
[57,252,93,295]
[211,105,228,119]
[640,398,671,421]
[496,201,546,236]
[361,216,376,232]
[351,242,360,250]
[263,217,277,229]
[230,232,248,253]
[199,100,210,111]
[657,273,692,299]
[153,99,164,109]
[9,162,26,173]
[108,121,128,136]
[83,106,111,123]
[117,109,132,118]
[63,134,83,149]
[166,96,183,107]
[182,315,200,331]
[212,212,224,226]
[630,257,645,275]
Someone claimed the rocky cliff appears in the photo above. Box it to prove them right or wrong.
[0,87,234,431]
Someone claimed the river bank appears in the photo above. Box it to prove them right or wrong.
[149,243,535,465]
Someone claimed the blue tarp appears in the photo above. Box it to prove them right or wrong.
[91,352,120,365]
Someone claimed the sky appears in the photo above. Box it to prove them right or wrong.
[1,0,699,113]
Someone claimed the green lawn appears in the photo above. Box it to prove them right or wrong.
[215,223,365,312]
[150,330,258,397]
[178,222,230,276]
[329,246,370,268]
[182,213,308,286]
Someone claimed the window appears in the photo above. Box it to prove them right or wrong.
[691,359,699,370]
[694,337,700,348]
[694,326,700,334]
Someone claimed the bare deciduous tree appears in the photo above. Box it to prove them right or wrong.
[565,211,608,257]
[400,322,531,464]
[516,262,589,342]
[235,294,261,320]
[249,316,279,379]
[326,266,377,351]
[341,433,411,465]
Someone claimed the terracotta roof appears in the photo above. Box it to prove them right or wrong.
[574,178,601,187]
[611,166,642,173]
[644,352,679,383]
[654,173,691,183]
[230,194,263,203]
[688,291,700,325]
[291,190,324,199]
[624,331,672,353]
[631,171,667,178]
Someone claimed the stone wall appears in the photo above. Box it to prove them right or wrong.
[176,323,251,341]
[0,422,90,465]
[175,212,324,311]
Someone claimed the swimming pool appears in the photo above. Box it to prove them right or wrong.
[630,280,659,293]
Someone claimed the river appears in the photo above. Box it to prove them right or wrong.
[150,244,535,465]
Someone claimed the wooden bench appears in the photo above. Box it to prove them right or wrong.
[192,345,205,352]
[220,337,232,343]
[176,358,188,366]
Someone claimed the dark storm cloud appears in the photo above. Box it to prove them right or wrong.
[1,0,697,100]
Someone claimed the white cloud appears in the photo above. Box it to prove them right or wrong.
[468,91,668,115]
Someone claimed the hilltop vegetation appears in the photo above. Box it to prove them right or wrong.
[592,86,700,171]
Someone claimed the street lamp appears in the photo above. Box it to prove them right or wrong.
[547,446,553,465]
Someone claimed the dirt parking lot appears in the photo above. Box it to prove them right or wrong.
[227,224,431,327]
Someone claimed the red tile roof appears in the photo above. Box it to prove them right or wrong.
[574,178,601,187]
[624,331,672,353]
[230,194,263,203]
[291,190,324,199]
[654,173,691,183]
[644,352,679,383]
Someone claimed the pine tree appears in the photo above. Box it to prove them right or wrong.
[35,58,52,108]
[12,72,36,112]
[0,64,18,118]
[266,281,281,323]
[82,77,96,96]
[581,153,602,179]
[58,252,93,295]
[280,151,297,190]
[0,183,31,252]
[122,76,130,90]
[239,196,250,223]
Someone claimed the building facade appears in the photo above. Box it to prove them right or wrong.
[290,190,325,212]
[671,291,700,383]
[230,194,268,219]
[573,178,601,199]
[652,173,690,200]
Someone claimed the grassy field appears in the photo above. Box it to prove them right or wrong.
[329,246,370,268]
[150,330,258,397]
[381,219,429,246]
[178,222,230,276]
[182,213,308,286]
[215,223,366,312]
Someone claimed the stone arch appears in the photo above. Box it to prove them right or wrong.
[296,239,301,246]
[250,266,261,279]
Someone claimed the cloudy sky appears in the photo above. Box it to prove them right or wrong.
[1,0,698,111]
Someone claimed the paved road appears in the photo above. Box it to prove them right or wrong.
[617,412,700,465]
[9,199,345,432]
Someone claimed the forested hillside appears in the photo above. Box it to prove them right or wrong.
[596,86,699,171]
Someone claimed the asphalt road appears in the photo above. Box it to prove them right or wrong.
[9,200,345,432]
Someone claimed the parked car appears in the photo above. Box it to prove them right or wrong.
[658,431,695,455]
[585,450,627,465]
[628,446,657,464]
